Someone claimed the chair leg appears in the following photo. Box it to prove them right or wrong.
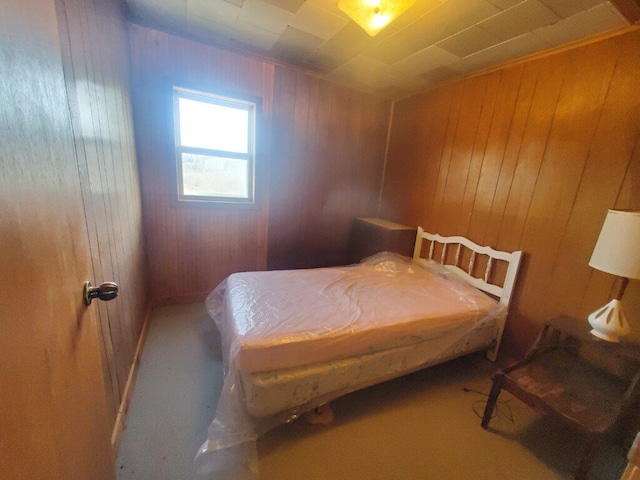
[482,374,504,429]
[574,435,602,480]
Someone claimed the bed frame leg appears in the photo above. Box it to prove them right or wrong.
[486,346,499,362]
[304,403,334,425]
[486,318,507,362]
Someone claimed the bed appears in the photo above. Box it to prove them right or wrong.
[196,227,523,479]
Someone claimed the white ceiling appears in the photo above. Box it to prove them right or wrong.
[125,0,630,98]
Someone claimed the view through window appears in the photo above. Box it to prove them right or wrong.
[173,87,256,203]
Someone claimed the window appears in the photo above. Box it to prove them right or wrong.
[173,87,257,204]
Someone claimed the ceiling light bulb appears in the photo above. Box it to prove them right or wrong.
[337,0,418,36]
[370,12,391,30]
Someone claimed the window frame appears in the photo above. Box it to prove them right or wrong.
[172,86,259,206]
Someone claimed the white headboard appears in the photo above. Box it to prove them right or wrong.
[412,227,523,361]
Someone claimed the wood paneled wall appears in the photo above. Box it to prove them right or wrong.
[129,25,274,301]
[129,25,391,299]
[56,0,149,427]
[380,28,640,360]
[268,67,391,270]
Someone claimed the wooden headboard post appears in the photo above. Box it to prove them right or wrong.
[412,226,523,361]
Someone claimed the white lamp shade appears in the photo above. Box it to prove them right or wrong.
[589,210,640,280]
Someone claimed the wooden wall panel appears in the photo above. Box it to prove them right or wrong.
[129,25,274,301]
[268,67,391,269]
[130,25,391,297]
[381,27,640,360]
[56,0,149,426]
[455,71,501,237]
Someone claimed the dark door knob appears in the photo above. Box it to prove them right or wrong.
[83,281,119,306]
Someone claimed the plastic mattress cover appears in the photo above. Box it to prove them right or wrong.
[195,252,506,479]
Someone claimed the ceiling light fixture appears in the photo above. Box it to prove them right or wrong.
[337,0,418,37]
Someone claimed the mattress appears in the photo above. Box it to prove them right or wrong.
[222,254,503,374]
[240,322,497,417]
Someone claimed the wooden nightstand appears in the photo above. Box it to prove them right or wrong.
[482,316,640,480]
[347,217,417,264]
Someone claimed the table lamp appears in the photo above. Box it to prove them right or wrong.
[588,209,640,342]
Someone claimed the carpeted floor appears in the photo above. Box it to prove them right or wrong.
[116,303,627,479]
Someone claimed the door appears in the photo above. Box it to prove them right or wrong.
[0,0,114,478]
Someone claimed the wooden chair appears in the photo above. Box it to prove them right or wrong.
[481,316,640,480]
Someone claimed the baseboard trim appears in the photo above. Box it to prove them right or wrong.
[152,292,209,307]
[110,302,153,456]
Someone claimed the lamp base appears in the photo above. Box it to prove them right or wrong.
[588,299,630,343]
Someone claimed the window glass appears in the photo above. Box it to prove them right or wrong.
[178,98,249,154]
[181,153,248,198]
[173,87,256,204]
